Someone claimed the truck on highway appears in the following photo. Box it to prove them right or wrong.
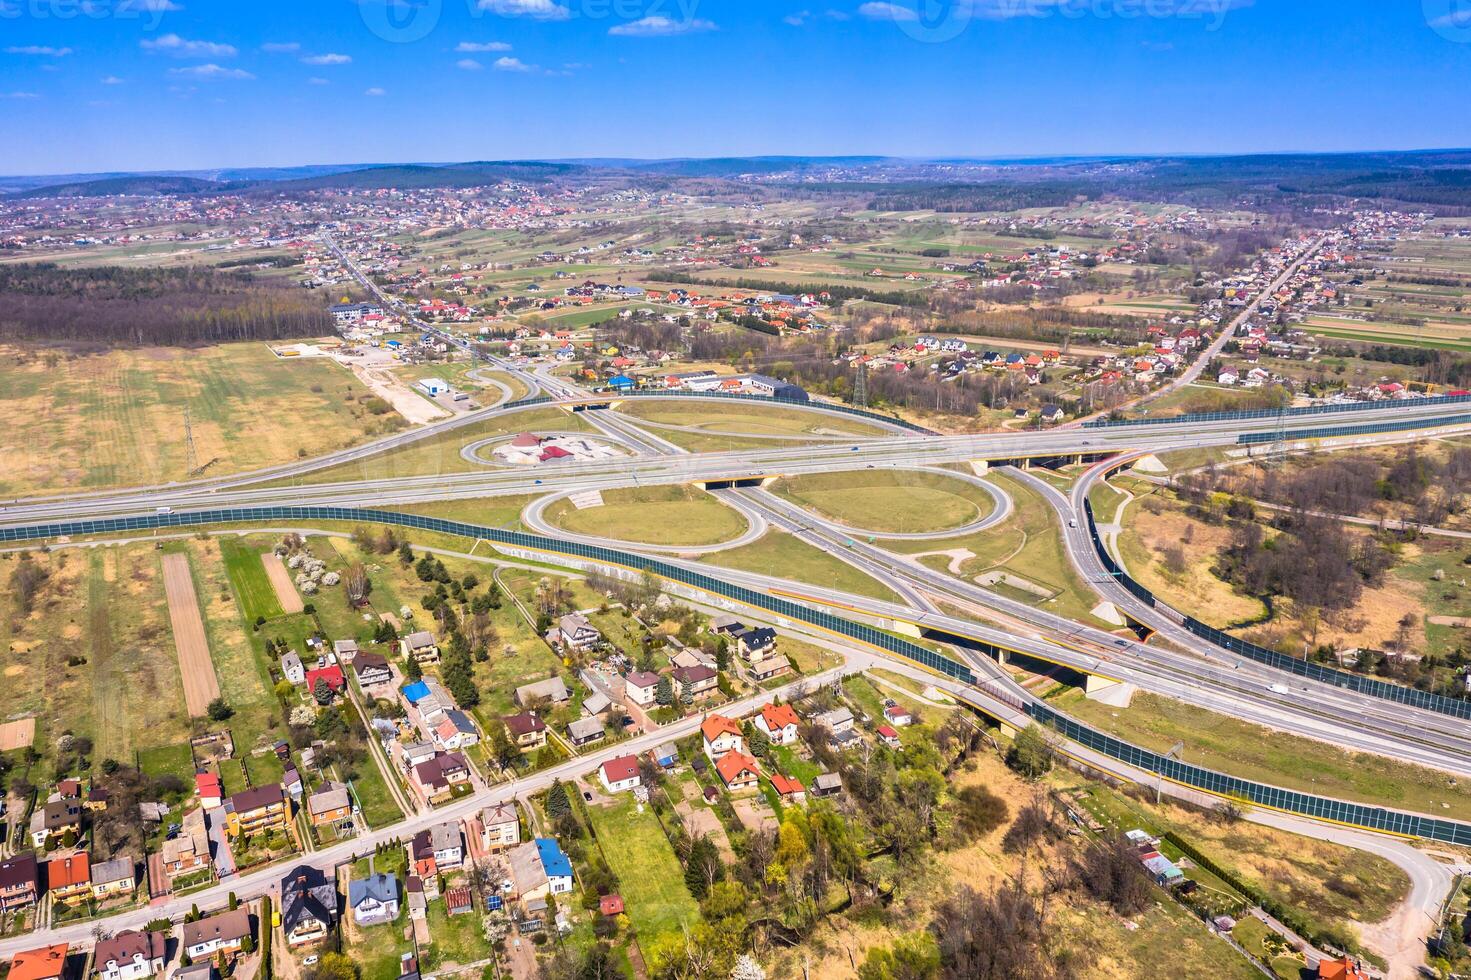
[156,506,173,515]
[1268,683,1289,695]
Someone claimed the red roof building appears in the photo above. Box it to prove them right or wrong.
[305,665,346,694]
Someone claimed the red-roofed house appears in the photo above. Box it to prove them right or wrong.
[715,752,760,792]
[305,665,346,697]
[876,725,902,748]
[45,853,91,902]
[754,703,800,745]
[7,943,68,980]
[599,894,624,917]
[700,715,744,762]
[769,771,806,804]
[598,755,642,794]
[196,772,223,809]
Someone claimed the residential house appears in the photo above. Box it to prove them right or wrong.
[814,707,854,737]
[507,842,549,902]
[281,864,338,946]
[29,797,82,847]
[535,839,574,895]
[333,639,359,662]
[622,670,660,707]
[406,875,427,920]
[715,752,760,793]
[514,676,570,707]
[45,853,90,903]
[652,742,679,769]
[348,873,400,927]
[172,961,214,980]
[304,666,347,699]
[876,725,902,748]
[1316,957,1370,980]
[566,717,605,747]
[195,773,223,810]
[181,908,252,961]
[1139,851,1184,888]
[769,772,806,804]
[598,755,642,794]
[412,822,464,879]
[161,809,210,879]
[0,851,39,910]
[281,651,305,686]
[400,739,438,770]
[750,656,792,683]
[555,614,601,652]
[701,715,745,761]
[94,929,166,980]
[504,713,548,751]
[672,664,718,699]
[223,784,288,838]
[6,944,68,980]
[306,782,353,828]
[883,704,914,727]
[353,651,393,688]
[400,631,440,664]
[412,752,470,801]
[411,677,455,724]
[480,802,520,850]
[90,856,136,899]
[754,703,800,746]
[735,627,776,662]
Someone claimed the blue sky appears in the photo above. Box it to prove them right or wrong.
[1,0,1470,175]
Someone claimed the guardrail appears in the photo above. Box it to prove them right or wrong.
[507,388,938,434]
[1239,412,1471,445]
[6,505,1471,844]
[1083,392,1471,429]
[1082,466,1471,720]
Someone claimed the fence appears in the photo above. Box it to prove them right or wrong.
[1239,412,1471,445]
[7,505,1471,844]
[1083,392,1471,429]
[1082,466,1471,720]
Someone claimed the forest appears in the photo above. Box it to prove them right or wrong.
[0,262,333,345]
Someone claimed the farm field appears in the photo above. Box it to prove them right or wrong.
[543,485,750,547]
[0,544,194,777]
[770,469,996,534]
[160,552,221,717]
[0,341,394,495]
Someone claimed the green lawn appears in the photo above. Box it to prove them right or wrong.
[617,399,889,438]
[704,530,902,604]
[544,485,750,547]
[387,493,541,529]
[347,851,414,980]
[1057,687,1471,821]
[219,537,285,622]
[771,469,995,534]
[584,795,700,943]
[423,898,492,970]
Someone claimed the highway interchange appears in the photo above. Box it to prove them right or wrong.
[8,233,1471,965]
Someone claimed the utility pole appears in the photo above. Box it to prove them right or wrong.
[853,360,868,408]
[184,406,198,476]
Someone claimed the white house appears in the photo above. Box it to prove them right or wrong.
[181,908,252,960]
[700,715,745,761]
[348,873,400,927]
[623,670,660,707]
[754,703,801,746]
[598,755,642,794]
[94,930,166,980]
[281,651,305,686]
[481,802,521,850]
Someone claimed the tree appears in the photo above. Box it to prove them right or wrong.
[397,541,414,566]
[547,780,572,819]
[730,954,766,980]
[655,676,675,707]
[345,563,371,606]
[859,933,941,980]
[744,724,770,760]
[206,698,234,722]
[313,678,334,706]
[274,680,296,700]
[683,835,725,900]
[1006,724,1052,779]
[305,952,359,980]
[405,657,423,682]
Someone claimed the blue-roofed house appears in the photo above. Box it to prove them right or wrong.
[652,742,679,769]
[607,374,636,391]
[535,839,573,895]
[401,680,431,705]
[1140,852,1184,887]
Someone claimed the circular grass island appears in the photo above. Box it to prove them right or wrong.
[540,485,751,548]
[771,469,996,535]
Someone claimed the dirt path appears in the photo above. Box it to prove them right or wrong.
[261,553,305,614]
[350,363,449,425]
[161,552,220,716]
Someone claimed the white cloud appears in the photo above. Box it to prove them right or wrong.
[456,40,512,52]
[493,56,535,71]
[301,52,351,65]
[478,0,570,21]
[141,34,237,58]
[308,77,330,85]
[261,42,301,53]
[101,75,125,84]
[364,86,387,95]
[783,10,810,25]
[456,57,483,70]
[5,45,73,56]
[168,63,253,79]
[119,0,183,10]
[2,91,40,99]
[608,15,716,35]
[857,2,916,21]
[1431,9,1471,28]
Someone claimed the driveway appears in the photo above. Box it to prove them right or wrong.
[205,808,236,879]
